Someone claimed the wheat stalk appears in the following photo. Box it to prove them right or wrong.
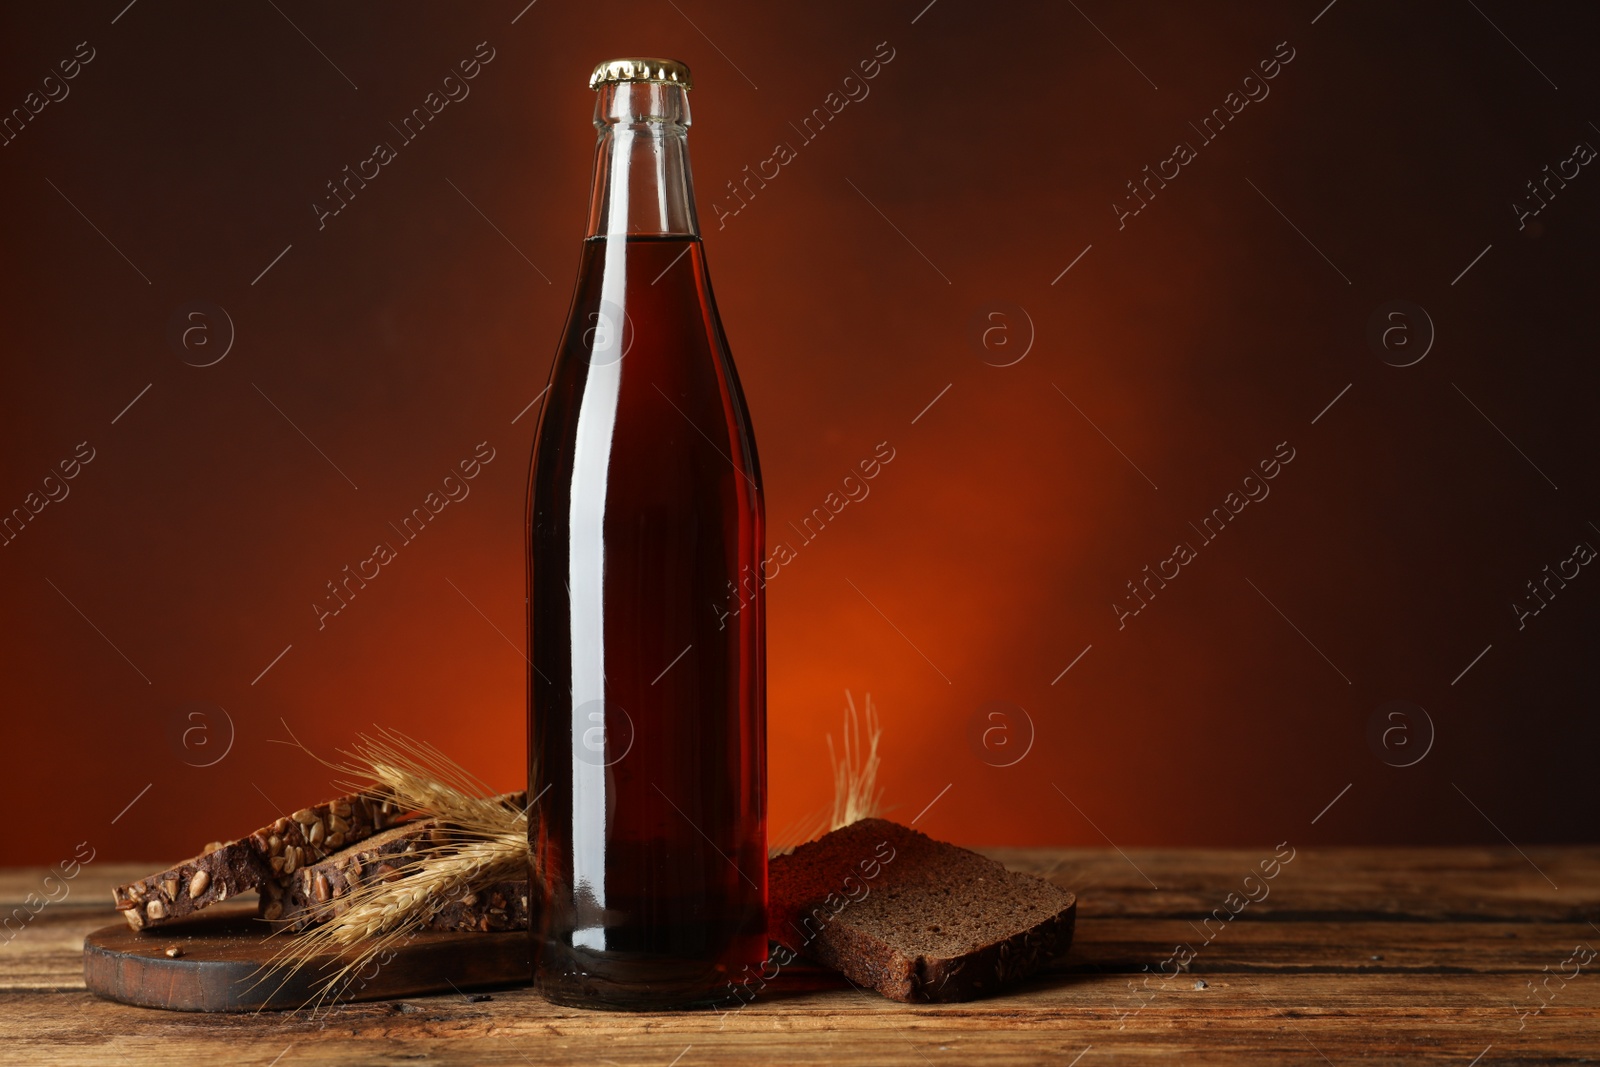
[288,723,526,839]
[262,831,527,1012]
[258,725,530,1012]
[827,690,884,831]
[770,692,885,857]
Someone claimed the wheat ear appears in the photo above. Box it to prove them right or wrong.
[827,690,884,831]
[256,725,531,1012]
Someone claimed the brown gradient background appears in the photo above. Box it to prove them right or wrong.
[2,1,1596,867]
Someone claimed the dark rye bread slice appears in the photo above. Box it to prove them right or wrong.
[246,793,402,881]
[425,879,531,934]
[109,839,268,931]
[266,833,532,933]
[264,791,531,930]
[111,793,402,931]
[263,819,447,929]
[768,818,1076,1003]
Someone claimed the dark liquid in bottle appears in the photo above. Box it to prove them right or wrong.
[528,235,766,1010]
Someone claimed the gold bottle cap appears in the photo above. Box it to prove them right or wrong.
[589,57,693,91]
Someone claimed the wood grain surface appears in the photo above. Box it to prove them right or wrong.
[3,847,1597,1065]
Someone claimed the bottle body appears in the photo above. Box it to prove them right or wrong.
[527,66,766,1011]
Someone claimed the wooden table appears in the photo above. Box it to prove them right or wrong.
[5,848,1596,1064]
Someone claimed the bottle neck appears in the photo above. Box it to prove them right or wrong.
[586,81,700,238]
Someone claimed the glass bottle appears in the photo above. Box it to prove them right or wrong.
[526,57,766,1011]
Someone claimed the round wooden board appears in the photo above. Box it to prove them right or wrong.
[83,904,531,1012]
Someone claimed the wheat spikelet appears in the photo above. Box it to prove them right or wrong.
[827,691,884,831]
[317,832,525,949]
[288,723,526,839]
[261,829,528,1012]
[258,725,531,1012]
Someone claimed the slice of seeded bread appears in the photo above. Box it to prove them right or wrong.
[111,793,402,930]
[264,828,532,933]
[261,819,446,929]
[109,839,268,930]
[768,817,1076,1002]
[424,879,531,933]
[262,791,531,931]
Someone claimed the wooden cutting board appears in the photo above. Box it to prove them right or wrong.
[82,904,530,1012]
